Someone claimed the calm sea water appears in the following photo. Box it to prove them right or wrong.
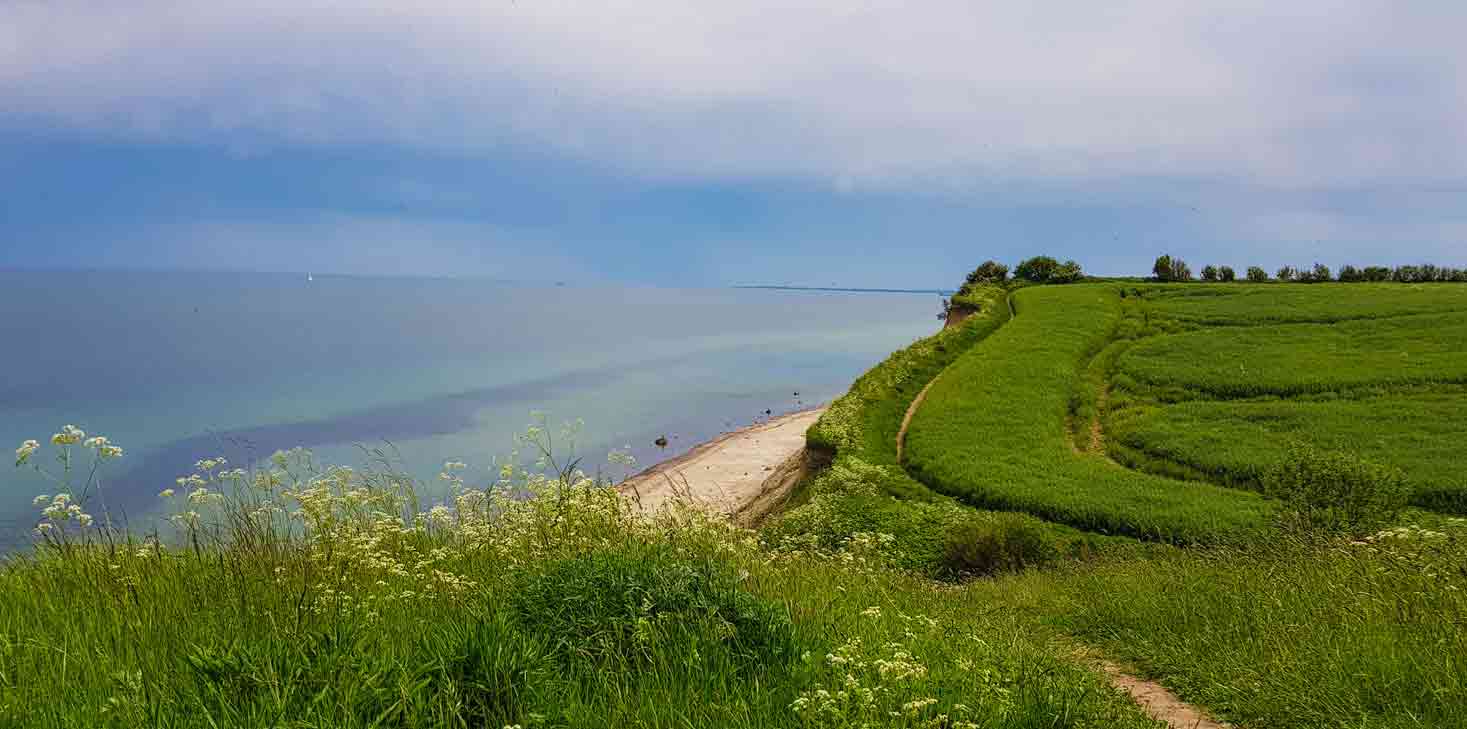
[0,270,940,548]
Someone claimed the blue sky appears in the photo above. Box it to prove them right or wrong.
[3,1,1465,287]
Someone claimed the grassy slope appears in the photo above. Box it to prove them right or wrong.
[0,500,1162,729]
[1138,282,1467,325]
[984,525,1467,729]
[1112,394,1467,514]
[903,284,1275,544]
[1117,310,1467,398]
[784,285,1147,574]
[805,284,1011,497]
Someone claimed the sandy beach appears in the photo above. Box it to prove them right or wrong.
[618,407,826,525]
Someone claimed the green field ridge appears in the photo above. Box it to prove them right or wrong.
[1110,395,1467,514]
[903,284,1276,544]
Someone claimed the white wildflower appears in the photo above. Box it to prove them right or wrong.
[50,424,85,445]
[15,439,40,464]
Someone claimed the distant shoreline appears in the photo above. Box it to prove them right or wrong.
[734,285,954,295]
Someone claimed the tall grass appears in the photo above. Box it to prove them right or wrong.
[903,284,1275,544]
[785,285,1139,575]
[0,425,1160,728]
[984,525,1467,728]
[1110,393,1467,514]
[1116,311,1467,399]
[1134,282,1467,325]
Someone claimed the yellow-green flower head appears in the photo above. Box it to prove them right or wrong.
[15,439,40,464]
[50,425,85,446]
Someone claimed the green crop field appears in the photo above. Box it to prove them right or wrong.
[781,285,1138,575]
[1116,310,1467,399]
[1112,394,1467,513]
[1135,282,1467,325]
[902,284,1275,545]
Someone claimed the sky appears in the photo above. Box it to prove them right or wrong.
[2,1,1465,288]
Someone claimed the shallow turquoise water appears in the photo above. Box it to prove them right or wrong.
[0,271,939,547]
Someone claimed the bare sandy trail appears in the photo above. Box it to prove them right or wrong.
[618,408,825,524]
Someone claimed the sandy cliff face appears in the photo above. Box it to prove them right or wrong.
[944,304,978,329]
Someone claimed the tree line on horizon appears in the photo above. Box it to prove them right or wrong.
[948,254,1466,314]
[1150,255,1467,284]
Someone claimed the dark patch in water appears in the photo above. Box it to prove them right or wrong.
[0,367,620,551]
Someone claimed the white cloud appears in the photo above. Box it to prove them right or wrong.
[3,1,1465,189]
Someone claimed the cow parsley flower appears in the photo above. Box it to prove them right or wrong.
[50,425,85,446]
[15,439,40,464]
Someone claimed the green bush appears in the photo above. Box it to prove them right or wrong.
[939,513,1057,579]
[1219,265,1237,282]
[1264,443,1410,536]
[964,260,1009,286]
[512,550,794,668]
[1363,265,1392,282]
[1246,266,1269,282]
[1014,255,1060,282]
[1050,259,1085,283]
[1201,264,1219,282]
[1153,255,1193,282]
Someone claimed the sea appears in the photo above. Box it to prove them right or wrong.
[0,270,942,549]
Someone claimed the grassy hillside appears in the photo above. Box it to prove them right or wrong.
[782,284,1139,576]
[902,284,1275,544]
[1112,393,1467,513]
[992,524,1467,729]
[1117,311,1467,398]
[0,443,1162,729]
[1136,282,1467,325]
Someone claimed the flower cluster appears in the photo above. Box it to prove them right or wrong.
[50,424,85,446]
[15,439,40,465]
[16,425,124,539]
[33,493,93,533]
[792,634,978,728]
[84,436,123,458]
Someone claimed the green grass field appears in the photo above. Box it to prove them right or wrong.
[1117,310,1467,399]
[992,525,1467,729]
[1112,393,1467,513]
[903,284,1275,544]
[6,272,1467,728]
[1134,282,1467,325]
[785,284,1136,575]
[0,446,1163,729]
